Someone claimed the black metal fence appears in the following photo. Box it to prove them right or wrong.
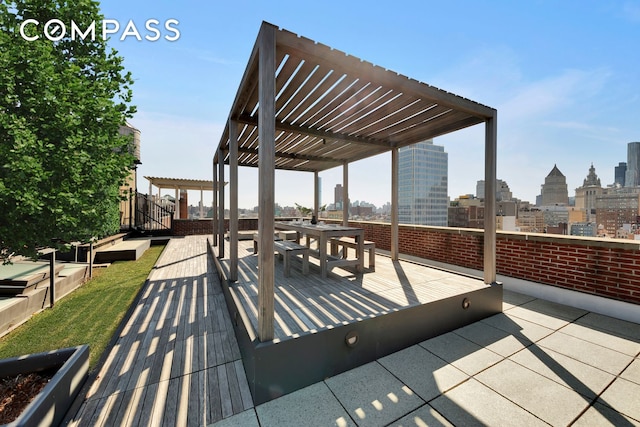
[120,191,174,233]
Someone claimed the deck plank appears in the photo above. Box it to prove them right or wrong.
[216,239,489,342]
[71,236,253,426]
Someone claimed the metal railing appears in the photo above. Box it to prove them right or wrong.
[134,192,174,232]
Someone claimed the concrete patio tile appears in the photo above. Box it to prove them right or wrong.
[480,312,554,343]
[378,345,468,401]
[597,377,640,422]
[255,382,355,427]
[454,321,532,358]
[325,362,424,427]
[209,409,259,427]
[538,331,633,375]
[559,322,640,356]
[502,289,536,310]
[621,358,640,385]
[475,359,590,426]
[505,305,570,330]
[419,332,502,376]
[509,345,615,399]
[389,404,454,427]
[575,312,640,341]
[506,300,583,330]
[573,401,640,427]
[430,378,547,426]
[520,298,589,321]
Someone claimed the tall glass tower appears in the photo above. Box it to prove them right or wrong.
[625,142,640,187]
[398,139,448,226]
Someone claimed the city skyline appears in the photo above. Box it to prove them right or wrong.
[100,1,640,208]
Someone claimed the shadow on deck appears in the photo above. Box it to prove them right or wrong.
[210,238,502,405]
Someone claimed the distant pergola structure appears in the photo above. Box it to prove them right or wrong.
[145,176,220,219]
[213,22,498,341]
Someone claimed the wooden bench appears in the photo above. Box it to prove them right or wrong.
[274,240,309,277]
[252,233,281,254]
[278,230,298,241]
[330,237,375,270]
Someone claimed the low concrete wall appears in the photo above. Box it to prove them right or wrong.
[0,264,88,337]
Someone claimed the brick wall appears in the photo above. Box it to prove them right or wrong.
[328,219,640,305]
[173,217,299,236]
[190,217,640,305]
[172,219,213,236]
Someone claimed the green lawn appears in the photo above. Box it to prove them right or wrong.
[0,244,165,369]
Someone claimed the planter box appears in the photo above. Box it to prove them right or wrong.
[0,345,89,427]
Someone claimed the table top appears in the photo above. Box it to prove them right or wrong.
[275,222,362,233]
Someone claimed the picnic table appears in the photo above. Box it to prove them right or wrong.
[274,221,364,278]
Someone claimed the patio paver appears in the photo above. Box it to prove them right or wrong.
[475,359,590,426]
[378,345,468,402]
[325,362,425,427]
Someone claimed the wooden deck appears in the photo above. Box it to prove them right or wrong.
[215,239,491,342]
[69,236,253,426]
[212,237,501,404]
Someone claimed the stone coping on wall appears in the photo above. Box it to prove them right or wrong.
[337,219,640,250]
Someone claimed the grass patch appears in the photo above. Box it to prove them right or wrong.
[0,245,165,369]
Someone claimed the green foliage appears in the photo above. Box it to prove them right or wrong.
[0,0,136,262]
[295,203,312,217]
[0,245,165,369]
[294,203,326,217]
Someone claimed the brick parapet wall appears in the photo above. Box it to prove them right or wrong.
[326,219,640,305]
[173,217,300,236]
[184,217,640,305]
[172,219,213,236]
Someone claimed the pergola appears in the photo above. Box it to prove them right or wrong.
[213,22,497,342]
[145,176,219,219]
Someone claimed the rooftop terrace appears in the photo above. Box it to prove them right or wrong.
[69,235,640,426]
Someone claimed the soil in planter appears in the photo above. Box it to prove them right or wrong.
[0,370,55,424]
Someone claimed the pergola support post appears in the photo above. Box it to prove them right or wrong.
[484,112,498,284]
[342,162,349,226]
[217,148,225,258]
[229,119,239,281]
[212,157,218,246]
[391,147,399,260]
[257,23,276,342]
[199,189,204,219]
[174,188,180,220]
[313,171,320,220]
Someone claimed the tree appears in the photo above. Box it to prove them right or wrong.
[0,0,136,262]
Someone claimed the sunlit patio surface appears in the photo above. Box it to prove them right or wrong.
[69,235,640,426]
[211,237,501,405]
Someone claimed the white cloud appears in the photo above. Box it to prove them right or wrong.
[498,68,610,122]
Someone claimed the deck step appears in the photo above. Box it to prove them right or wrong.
[94,239,151,263]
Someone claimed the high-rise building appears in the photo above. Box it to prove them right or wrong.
[476,179,512,201]
[575,163,602,222]
[615,162,627,187]
[334,184,343,209]
[398,139,448,226]
[625,142,640,187]
[540,164,569,205]
[596,189,640,237]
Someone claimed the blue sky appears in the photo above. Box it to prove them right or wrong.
[100,0,640,209]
